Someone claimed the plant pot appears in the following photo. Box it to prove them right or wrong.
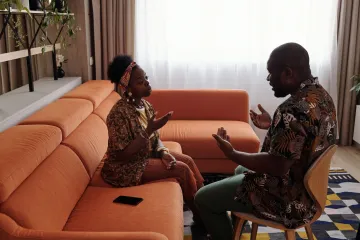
[54,0,65,12]
[57,66,65,78]
[29,0,41,10]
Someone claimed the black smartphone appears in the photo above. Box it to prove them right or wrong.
[113,195,143,206]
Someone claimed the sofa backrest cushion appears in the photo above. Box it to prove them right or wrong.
[0,145,89,231]
[62,80,114,109]
[93,91,121,122]
[63,114,108,177]
[0,125,62,203]
[20,98,93,139]
[146,89,249,122]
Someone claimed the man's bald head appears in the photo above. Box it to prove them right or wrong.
[268,42,312,79]
[267,43,313,98]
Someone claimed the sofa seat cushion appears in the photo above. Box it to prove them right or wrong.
[159,120,260,159]
[89,141,183,187]
[64,182,183,240]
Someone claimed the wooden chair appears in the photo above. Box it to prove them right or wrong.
[232,145,338,240]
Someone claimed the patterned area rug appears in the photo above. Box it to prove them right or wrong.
[184,168,360,240]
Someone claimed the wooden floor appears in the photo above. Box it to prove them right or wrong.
[332,146,360,181]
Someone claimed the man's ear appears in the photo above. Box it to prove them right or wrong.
[285,67,293,77]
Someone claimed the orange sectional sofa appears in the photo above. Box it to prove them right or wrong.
[147,89,260,173]
[0,80,259,240]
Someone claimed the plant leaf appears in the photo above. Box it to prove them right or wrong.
[356,84,360,93]
[351,75,360,82]
[15,0,22,11]
[0,2,6,10]
[23,7,31,16]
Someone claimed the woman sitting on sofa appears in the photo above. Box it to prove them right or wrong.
[102,55,204,223]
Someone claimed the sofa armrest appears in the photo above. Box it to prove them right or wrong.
[0,214,168,240]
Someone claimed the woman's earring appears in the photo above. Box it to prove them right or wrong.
[128,92,133,97]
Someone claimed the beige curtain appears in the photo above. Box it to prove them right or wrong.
[337,0,360,146]
[91,0,135,80]
[0,14,41,95]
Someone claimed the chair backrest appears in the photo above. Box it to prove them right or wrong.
[304,145,337,222]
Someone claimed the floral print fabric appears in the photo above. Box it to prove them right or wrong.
[101,98,160,187]
[235,78,337,228]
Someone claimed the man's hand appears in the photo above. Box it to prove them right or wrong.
[161,152,177,170]
[146,111,174,136]
[250,104,272,130]
[212,127,234,158]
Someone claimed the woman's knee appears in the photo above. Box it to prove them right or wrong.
[172,162,193,179]
[176,153,194,166]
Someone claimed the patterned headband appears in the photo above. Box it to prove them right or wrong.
[118,61,137,96]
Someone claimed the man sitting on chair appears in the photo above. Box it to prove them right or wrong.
[195,43,337,240]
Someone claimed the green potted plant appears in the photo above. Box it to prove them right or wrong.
[7,14,26,48]
[38,0,80,53]
[350,75,360,96]
[36,0,80,80]
[351,75,360,145]
[0,0,29,49]
[56,54,67,78]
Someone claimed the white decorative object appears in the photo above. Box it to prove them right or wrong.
[353,105,360,144]
[21,0,29,9]
[11,0,29,10]
[56,54,63,66]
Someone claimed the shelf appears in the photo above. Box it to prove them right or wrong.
[0,43,61,63]
[0,77,82,132]
[0,9,74,15]
[0,5,76,89]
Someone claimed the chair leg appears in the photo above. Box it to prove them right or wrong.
[305,225,314,240]
[250,223,258,240]
[285,230,296,240]
[232,218,246,240]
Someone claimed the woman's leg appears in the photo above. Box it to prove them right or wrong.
[166,152,205,223]
[169,151,204,189]
[142,157,202,222]
[142,158,198,203]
